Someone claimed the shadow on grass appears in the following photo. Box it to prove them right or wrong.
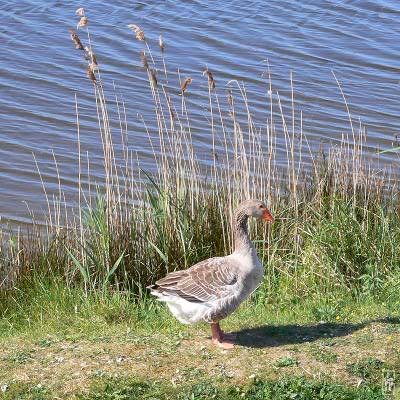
[233,317,400,348]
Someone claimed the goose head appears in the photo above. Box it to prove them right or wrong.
[238,199,274,222]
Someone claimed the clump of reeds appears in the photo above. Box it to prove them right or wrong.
[1,9,400,311]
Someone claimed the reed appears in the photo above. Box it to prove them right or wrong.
[0,10,399,315]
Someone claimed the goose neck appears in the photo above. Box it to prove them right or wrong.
[232,209,252,253]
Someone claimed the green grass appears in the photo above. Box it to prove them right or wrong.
[76,375,387,400]
[0,282,399,399]
[1,375,388,400]
[274,356,299,368]
[346,358,385,383]
[309,345,338,364]
[1,274,399,340]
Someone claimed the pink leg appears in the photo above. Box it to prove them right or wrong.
[210,322,235,349]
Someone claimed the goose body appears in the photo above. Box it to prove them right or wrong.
[148,199,274,348]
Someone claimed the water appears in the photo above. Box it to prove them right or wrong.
[1,0,400,225]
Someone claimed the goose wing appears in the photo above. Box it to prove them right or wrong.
[148,257,238,304]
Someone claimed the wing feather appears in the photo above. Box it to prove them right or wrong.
[148,257,238,304]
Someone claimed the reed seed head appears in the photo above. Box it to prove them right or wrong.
[140,51,149,69]
[203,69,216,89]
[75,7,85,16]
[77,16,88,29]
[91,53,98,66]
[87,66,97,83]
[227,89,233,107]
[150,69,157,87]
[166,95,175,119]
[180,77,192,95]
[69,29,84,50]
[127,24,140,32]
[84,46,98,66]
[89,62,98,71]
[127,24,145,41]
[136,30,145,41]
[159,35,165,52]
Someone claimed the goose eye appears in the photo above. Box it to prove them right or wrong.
[259,204,263,209]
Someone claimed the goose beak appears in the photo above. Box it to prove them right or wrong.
[262,209,274,222]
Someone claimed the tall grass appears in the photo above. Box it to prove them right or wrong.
[1,8,400,320]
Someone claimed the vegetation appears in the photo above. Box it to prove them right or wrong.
[1,376,388,400]
[1,7,400,399]
[1,294,399,399]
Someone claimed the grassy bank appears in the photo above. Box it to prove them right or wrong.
[1,286,399,399]
[1,8,400,399]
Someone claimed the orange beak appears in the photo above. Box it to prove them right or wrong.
[262,208,274,222]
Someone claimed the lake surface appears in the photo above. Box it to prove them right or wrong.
[1,0,400,226]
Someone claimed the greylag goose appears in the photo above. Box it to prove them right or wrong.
[148,199,274,349]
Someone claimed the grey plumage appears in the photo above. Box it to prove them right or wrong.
[148,199,273,324]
